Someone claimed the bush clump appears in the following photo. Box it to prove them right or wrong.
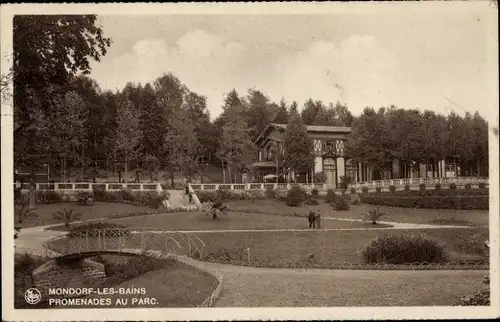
[77,191,94,205]
[331,194,350,211]
[311,188,319,197]
[465,183,472,190]
[35,190,62,204]
[389,185,396,194]
[350,193,361,205]
[325,189,336,203]
[362,233,449,264]
[350,187,356,195]
[362,186,369,194]
[478,183,486,189]
[404,184,411,193]
[286,185,307,207]
[364,207,384,224]
[434,183,441,192]
[375,186,382,193]
[449,183,457,191]
[419,183,426,194]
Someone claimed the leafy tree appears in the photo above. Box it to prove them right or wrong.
[37,91,88,180]
[333,101,354,127]
[301,99,323,125]
[244,89,274,140]
[13,15,111,136]
[314,102,337,126]
[15,204,38,224]
[274,98,289,124]
[114,99,142,180]
[164,107,199,185]
[142,154,161,182]
[283,110,315,178]
[217,105,256,183]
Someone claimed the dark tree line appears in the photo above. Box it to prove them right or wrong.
[10,15,489,185]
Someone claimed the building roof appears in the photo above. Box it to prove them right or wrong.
[254,123,352,146]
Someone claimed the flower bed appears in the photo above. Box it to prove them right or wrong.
[360,195,488,210]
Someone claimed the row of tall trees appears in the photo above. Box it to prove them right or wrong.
[10,15,489,185]
[345,106,489,177]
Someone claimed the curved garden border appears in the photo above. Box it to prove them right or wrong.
[17,235,225,308]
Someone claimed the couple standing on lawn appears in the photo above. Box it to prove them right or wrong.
[308,208,322,229]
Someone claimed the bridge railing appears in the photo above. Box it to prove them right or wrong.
[43,229,207,260]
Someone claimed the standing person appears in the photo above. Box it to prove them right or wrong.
[184,184,192,204]
[315,209,322,229]
[307,209,316,229]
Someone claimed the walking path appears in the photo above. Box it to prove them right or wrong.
[14,211,484,307]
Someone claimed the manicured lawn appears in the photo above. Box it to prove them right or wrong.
[48,227,489,267]
[15,253,218,309]
[15,202,154,228]
[75,260,219,308]
[216,268,486,307]
[102,211,392,231]
[226,199,490,227]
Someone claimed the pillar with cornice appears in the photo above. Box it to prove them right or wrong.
[335,140,346,188]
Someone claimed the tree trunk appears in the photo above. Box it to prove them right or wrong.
[118,170,122,183]
[170,172,175,187]
[221,159,226,184]
[124,149,128,182]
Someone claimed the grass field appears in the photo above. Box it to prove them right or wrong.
[215,268,486,307]
[14,253,218,309]
[226,199,490,227]
[47,227,489,267]
[100,212,392,231]
[16,202,154,228]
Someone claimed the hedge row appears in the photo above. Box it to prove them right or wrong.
[28,189,168,208]
[361,195,488,210]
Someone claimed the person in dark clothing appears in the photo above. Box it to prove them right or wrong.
[184,185,192,204]
[308,210,316,228]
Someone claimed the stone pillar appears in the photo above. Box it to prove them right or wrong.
[336,157,345,188]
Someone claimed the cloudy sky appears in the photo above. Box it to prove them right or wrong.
[88,2,497,120]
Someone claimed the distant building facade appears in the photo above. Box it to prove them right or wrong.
[252,123,462,188]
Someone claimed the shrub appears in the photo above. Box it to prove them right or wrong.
[264,188,276,200]
[14,253,38,275]
[457,289,490,306]
[350,193,361,205]
[404,184,411,193]
[52,208,82,228]
[331,195,350,211]
[325,189,336,203]
[92,186,109,202]
[364,207,384,224]
[274,188,288,201]
[362,233,449,264]
[434,183,441,192]
[120,188,137,203]
[35,190,62,204]
[419,183,426,194]
[311,188,319,197]
[478,183,486,189]
[449,183,457,191]
[465,183,472,190]
[67,222,130,238]
[375,186,382,193]
[389,185,396,194]
[350,187,356,194]
[314,171,326,184]
[77,191,94,205]
[243,190,265,203]
[467,234,490,257]
[286,185,307,207]
[197,191,217,203]
[305,196,319,205]
[362,186,369,194]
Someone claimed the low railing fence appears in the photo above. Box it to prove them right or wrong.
[14,176,488,193]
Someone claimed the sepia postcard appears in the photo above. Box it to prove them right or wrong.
[1,1,499,321]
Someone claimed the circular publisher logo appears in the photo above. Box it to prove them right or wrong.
[25,288,41,305]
